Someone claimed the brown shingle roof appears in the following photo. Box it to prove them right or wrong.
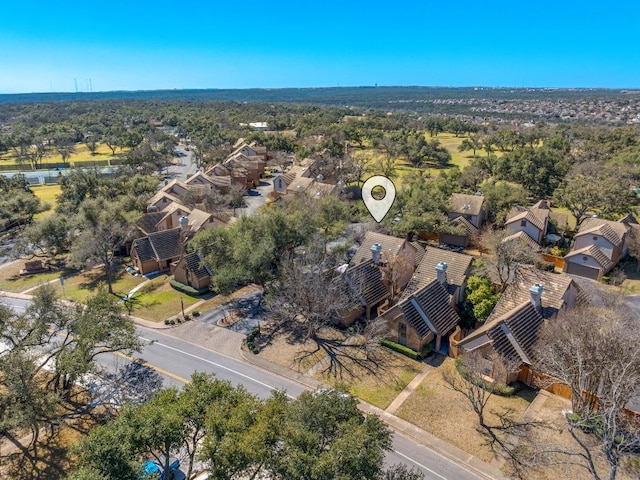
[503,231,541,251]
[619,213,638,226]
[450,193,485,217]
[351,231,407,266]
[449,215,479,236]
[575,222,622,246]
[564,245,615,270]
[577,218,628,246]
[132,228,182,263]
[505,207,549,232]
[288,176,315,193]
[344,260,389,308]
[401,246,473,299]
[410,242,426,266]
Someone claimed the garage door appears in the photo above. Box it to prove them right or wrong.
[565,262,601,280]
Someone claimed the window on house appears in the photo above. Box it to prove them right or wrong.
[163,198,167,203]
[520,220,527,227]
[593,236,598,241]
[583,256,588,261]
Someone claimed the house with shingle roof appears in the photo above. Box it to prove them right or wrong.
[381,246,473,353]
[504,204,550,244]
[563,216,631,280]
[342,259,390,320]
[171,252,212,291]
[453,267,585,384]
[351,231,420,296]
[448,193,486,228]
[131,228,183,275]
[440,215,479,247]
[503,230,542,252]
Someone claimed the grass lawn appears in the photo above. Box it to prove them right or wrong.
[395,359,532,463]
[31,184,61,219]
[0,144,128,167]
[47,266,147,304]
[128,275,199,322]
[317,344,424,409]
[0,259,74,293]
[258,327,424,409]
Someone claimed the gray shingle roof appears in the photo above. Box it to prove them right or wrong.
[487,302,544,364]
[344,260,390,308]
[399,279,460,337]
[133,228,182,263]
[183,252,212,279]
[139,212,166,235]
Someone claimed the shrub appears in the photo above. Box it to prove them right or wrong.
[192,311,201,317]
[380,339,419,360]
[169,278,209,297]
[168,319,175,325]
[454,358,518,396]
[164,319,171,325]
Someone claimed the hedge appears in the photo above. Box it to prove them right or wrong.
[380,339,419,360]
[169,278,209,296]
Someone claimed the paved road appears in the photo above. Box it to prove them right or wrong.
[1,295,484,480]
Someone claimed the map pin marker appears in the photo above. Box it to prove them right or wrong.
[362,175,396,223]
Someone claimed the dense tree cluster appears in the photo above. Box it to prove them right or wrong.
[69,374,422,480]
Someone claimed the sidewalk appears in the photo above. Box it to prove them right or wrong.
[239,346,507,480]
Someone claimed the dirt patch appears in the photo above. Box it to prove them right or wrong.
[395,359,531,464]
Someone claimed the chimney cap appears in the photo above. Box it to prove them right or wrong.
[371,243,383,252]
[179,215,189,223]
[435,261,448,271]
[529,283,544,295]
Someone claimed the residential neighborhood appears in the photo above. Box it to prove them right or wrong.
[1,96,640,480]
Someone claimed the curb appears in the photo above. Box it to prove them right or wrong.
[238,345,506,480]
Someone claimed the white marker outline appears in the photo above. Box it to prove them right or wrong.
[362,175,396,223]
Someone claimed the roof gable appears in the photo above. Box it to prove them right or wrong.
[400,279,460,337]
[351,231,407,266]
[450,193,484,217]
[344,260,389,307]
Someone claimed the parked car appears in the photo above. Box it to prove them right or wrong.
[142,455,180,480]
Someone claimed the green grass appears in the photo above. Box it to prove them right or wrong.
[128,275,200,322]
[0,260,75,293]
[348,366,421,409]
[47,266,147,303]
[0,144,129,167]
[31,184,61,219]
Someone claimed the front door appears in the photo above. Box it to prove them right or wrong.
[399,323,407,346]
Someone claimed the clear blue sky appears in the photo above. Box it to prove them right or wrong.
[1,0,639,93]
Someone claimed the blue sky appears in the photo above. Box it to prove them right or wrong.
[1,0,639,93]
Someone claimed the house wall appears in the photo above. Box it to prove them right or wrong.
[273,176,287,194]
[132,255,158,275]
[439,233,468,247]
[165,184,189,198]
[574,234,615,259]
[564,261,602,280]
[385,312,434,352]
[506,220,542,244]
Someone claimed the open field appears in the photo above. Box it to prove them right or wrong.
[0,143,129,169]
[31,184,61,219]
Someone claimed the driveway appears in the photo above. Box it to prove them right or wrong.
[240,178,273,217]
[197,291,265,335]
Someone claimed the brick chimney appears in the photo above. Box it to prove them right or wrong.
[529,283,544,312]
[435,262,448,286]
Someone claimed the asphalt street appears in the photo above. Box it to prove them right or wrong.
[1,295,484,480]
